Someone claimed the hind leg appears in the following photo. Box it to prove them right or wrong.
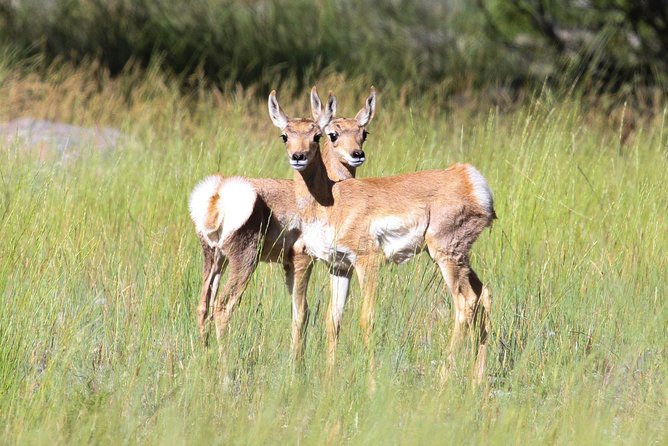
[453,265,491,382]
[474,280,491,383]
[212,239,259,341]
[197,235,214,342]
[197,235,227,345]
[429,247,491,383]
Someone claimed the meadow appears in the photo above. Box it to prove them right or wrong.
[0,65,666,444]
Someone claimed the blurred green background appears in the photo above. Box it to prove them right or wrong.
[2,0,667,97]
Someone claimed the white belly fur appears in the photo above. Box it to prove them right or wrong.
[302,220,355,270]
[370,216,426,264]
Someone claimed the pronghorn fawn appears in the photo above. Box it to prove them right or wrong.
[189,87,376,362]
[268,91,494,382]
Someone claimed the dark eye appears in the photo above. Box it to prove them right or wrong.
[280,134,288,143]
[362,130,368,141]
[328,133,338,142]
[314,134,321,143]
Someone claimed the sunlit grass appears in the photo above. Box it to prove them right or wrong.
[0,67,666,444]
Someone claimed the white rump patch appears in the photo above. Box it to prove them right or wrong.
[189,175,223,234]
[466,165,494,214]
[217,177,257,242]
[188,175,257,247]
[370,215,426,264]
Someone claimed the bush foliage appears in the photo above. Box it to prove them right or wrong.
[3,0,667,93]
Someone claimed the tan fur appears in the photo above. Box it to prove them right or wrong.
[194,88,376,363]
[272,92,494,383]
[205,193,220,231]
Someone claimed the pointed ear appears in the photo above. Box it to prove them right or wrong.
[310,86,322,121]
[355,86,376,127]
[317,93,336,129]
[268,90,288,129]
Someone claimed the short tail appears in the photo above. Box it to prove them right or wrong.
[189,175,257,247]
[465,164,496,223]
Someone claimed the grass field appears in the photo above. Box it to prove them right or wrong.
[0,68,666,444]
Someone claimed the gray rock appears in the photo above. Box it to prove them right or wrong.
[0,118,124,159]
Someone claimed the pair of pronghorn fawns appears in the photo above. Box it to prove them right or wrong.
[189,87,495,381]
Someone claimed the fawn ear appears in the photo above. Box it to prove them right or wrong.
[268,90,288,129]
[355,86,376,127]
[318,92,336,129]
[310,86,322,121]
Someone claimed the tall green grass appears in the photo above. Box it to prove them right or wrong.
[0,68,666,444]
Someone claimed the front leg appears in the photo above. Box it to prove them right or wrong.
[286,251,314,363]
[355,255,381,350]
[355,254,381,391]
[326,267,353,365]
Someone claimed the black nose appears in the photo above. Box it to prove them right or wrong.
[352,150,365,159]
[291,153,306,161]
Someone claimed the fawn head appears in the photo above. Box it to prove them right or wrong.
[312,86,375,168]
[268,90,334,171]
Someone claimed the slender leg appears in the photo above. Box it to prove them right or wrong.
[474,280,492,384]
[326,268,352,365]
[197,243,226,345]
[355,256,381,392]
[287,252,314,363]
[458,266,491,383]
[209,269,222,316]
[200,234,215,280]
[196,234,214,343]
[356,256,380,350]
[213,253,257,341]
[433,253,491,384]
[435,259,466,350]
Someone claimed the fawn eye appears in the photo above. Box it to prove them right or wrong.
[362,130,368,141]
[328,133,338,142]
[314,134,321,143]
[280,134,288,143]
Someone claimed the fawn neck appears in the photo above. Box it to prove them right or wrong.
[322,139,356,181]
[293,143,340,209]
